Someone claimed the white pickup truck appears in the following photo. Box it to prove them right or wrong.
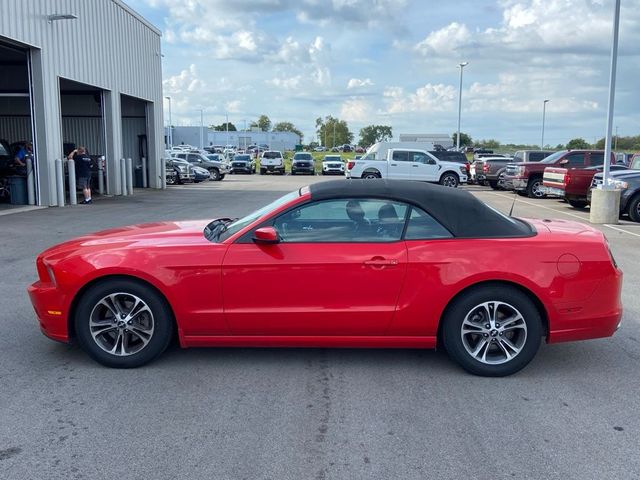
[346,148,468,187]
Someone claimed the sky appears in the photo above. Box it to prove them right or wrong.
[126,0,640,147]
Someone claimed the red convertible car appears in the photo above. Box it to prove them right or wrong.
[28,180,623,376]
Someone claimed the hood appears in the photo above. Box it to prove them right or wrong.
[593,169,640,180]
[40,220,211,261]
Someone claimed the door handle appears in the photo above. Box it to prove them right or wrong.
[390,163,398,166]
[363,258,399,267]
[412,165,419,167]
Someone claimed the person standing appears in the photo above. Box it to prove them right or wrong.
[13,141,32,175]
[68,146,92,204]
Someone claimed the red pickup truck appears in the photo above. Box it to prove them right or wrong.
[543,163,628,208]
[502,150,612,199]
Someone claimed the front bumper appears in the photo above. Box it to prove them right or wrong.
[231,164,253,173]
[27,281,70,343]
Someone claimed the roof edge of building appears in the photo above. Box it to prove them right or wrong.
[112,0,162,37]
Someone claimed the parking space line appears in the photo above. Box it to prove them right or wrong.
[602,224,640,238]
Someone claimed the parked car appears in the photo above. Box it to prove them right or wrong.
[589,170,640,222]
[322,155,345,175]
[430,150,471,181]
[230,154,256,174]
[314,146,326,152]
[355,146,365,153]
[543,163,631,208]
[502,150,613,198]
[260,151,285,175]
[0,139,15,176]
[192,165,211,183]
[341,144,353,152]
[28,179,623,376]
[512,150,554,163]
[164,159,179,186]
[346,148,467,187]
[473,156,514,188]
[165,158,195,185]
[291,152,315,175]
[172,152,229,181]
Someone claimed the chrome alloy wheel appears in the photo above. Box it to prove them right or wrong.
[89,293,155,356]
[441,174,458,187]
[460,301,527,365]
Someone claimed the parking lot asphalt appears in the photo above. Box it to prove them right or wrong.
[1,175,639,480]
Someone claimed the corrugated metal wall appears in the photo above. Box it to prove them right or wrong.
[0,0,164,205]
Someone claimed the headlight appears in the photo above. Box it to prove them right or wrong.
[459,166,467,174]
[516,166,525,175]
[609,179,628,190]
[178,165,187,172]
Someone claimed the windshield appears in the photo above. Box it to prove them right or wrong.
[206,155,221,161]
[235,155,250,161]
[216,190,301,242]
[324,156,341,162]
[294,154,312,160]
[263,152,282,159]
[539,150,568,164]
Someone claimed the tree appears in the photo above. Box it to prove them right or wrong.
[359,125,393,147]
[476,139,500,149]
[211,122,236,131]
[250,115,272,132]
[452,131,472,147]
[566,138,590,149]
[315,116,354,148]
[273,121,304,142]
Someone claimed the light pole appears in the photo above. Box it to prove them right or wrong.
[541,99,549,149]
[225,113,229,147]
[243,119,247,150]
[456,62,468,151]
[164,96,172,148]
[199,109,204,150]
[333,120,336,148]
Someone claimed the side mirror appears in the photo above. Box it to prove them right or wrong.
[253,226,280,244]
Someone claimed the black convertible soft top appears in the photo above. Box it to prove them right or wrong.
[308,179,533,238]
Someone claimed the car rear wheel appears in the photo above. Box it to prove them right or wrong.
[441,285,542,376]
[568,199,588,209]
[488,180,499,190]
[74,279,174,368]
[362,171,381,179]
[166,174,177,186]
[527,178,546,198]
[628,195,640,222]
[440,173,459,188]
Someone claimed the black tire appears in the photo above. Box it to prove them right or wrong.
[526,177,545,198]
[166,175,177,186]
[516,190,527,197]
[260,169,265,175]
[439,172,459,188]
[361,171,381,179]
[488,180,499,190]
[291,170,296,175]
[628,194,640,223]
[567,199,588,209]
[441,285,542,377]
[74,278,174,368]
[209,168,220,181]
[218,174,225,181]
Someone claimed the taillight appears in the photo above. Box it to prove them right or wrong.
[347,161,355,170]
[564,171,571,187]
[483,164,489,172]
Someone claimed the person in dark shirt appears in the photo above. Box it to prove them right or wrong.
[13,142,32,175]
[68,146,92,204]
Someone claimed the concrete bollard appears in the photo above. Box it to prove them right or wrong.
[120,158,127,196]
[48,158,57,206]
[55,158,65,207]
[98,156,105,195]
[126,158,134,195]
[590,187,621,224]
[142,157,148,188]
[68,159,77,205]
[161,158,166,189]
[26,157,35,205]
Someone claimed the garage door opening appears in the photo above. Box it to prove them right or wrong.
[59,78,106,201]
[0,41,36,207]
[121,94,149,188]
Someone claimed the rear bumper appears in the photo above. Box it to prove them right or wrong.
[27,281,70,343]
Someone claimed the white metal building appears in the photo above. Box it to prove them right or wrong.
[399,133,453,148]
[168,127,302,152]
[0,0,164,206]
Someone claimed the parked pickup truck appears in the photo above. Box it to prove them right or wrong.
[589,168,640,222]
[543,163,630,208]
[473,156,513,188]
[346,148,468,187]
[502,150,613,199]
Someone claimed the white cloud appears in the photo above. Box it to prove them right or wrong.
[341,97,375,122]
[347,78,374,89]
[414,22,472,57]
[383,84,457,114]
[163,64,205,95]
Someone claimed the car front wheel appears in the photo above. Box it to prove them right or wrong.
[209,168,220,181]
[628,194,640,222]
[527,178,546,198]
[74,279,174,368]
[441,285,542,376]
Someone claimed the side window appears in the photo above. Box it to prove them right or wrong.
[589,153,604,166]
[392,151,409,162]
[405,207,453,240]
[410,152,430,164]
[529,152,544,162]
[187,154,200,162]
[177,153,186,159]
[565,153,586,166]
[272,199,408,243]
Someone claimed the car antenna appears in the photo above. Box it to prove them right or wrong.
[508,192,517,217]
